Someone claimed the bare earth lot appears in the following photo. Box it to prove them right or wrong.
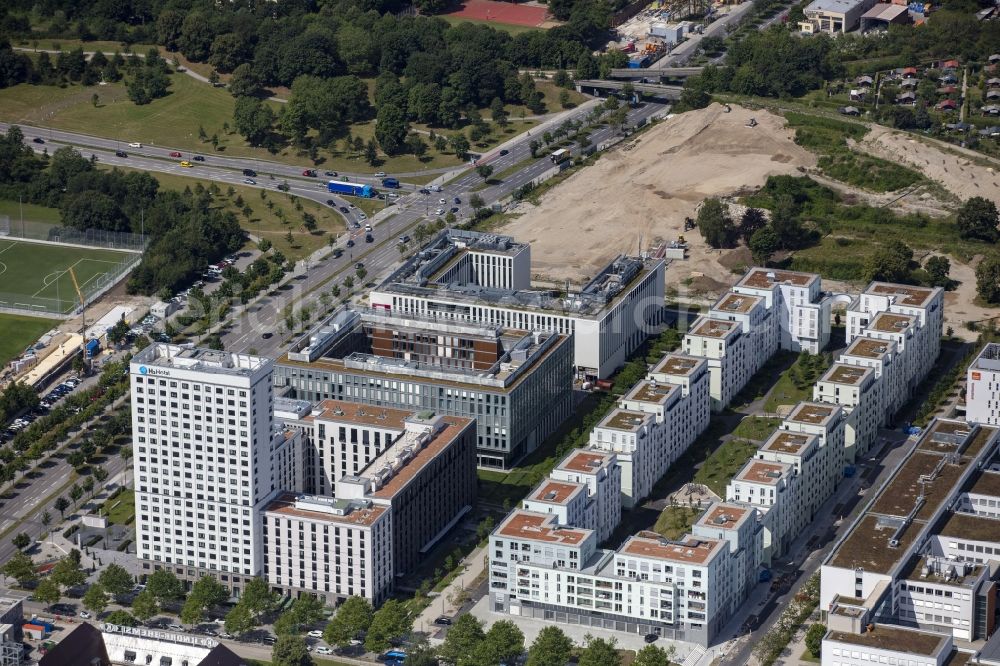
[501,103,816,289]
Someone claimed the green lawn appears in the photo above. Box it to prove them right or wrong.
[0,238,136,314]
[105,488,135,525]
[732,416,781,441]
[0,199,62,226]
[653,505,701,540]
[693,438,759,498]
[0,312,58,367]
[438,15,544,35]
[765,369,817,414]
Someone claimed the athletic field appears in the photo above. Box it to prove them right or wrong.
[0,238,137,315]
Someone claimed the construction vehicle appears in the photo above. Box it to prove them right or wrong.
[746,117,758,128]
[723,104,731,113]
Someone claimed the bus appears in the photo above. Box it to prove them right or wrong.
[549,148,570,163]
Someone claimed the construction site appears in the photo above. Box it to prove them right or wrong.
[610,0,732,66]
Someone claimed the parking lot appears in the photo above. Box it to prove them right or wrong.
[1,376,81,443]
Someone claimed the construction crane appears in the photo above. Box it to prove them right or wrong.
[68,266,89,366]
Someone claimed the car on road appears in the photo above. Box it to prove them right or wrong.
[243,178,256,185]
[450,207,459,214]
[307,630,324,638]
[324,171,338,177]
[374,171,386,177]
[79,612,91,619]
[419,188,430,195]
[262,332,273,339]
[365,233,373,243]
[499,149,509,156]
[339,206,349,214]
[326,199,335,206]
[168,624,183,631]
[434,208,445,215]
[128,142,142,148]
[644,633,659,643]
[434,616,452,626]
[169,151,182,158]
[243,169,257,177]
[179,160,193,167]
[316,647,334,655]
[438,198,447,204]
[277,182,290,191]
[32,137,45,144]
[355,262,365,269]
[302,169,316,177]
[193,155,205,161]
[454,197,461,204]
[115,150,128,157]
[364,224,372,231]
[398,234,411,244]
[346,239,354,247]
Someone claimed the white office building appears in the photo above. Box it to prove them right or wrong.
[966,342,1000,426]
[369,229,666,380]
[130,344,276,594]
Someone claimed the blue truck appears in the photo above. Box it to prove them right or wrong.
[381,177,400,189]
[327,180,374,198]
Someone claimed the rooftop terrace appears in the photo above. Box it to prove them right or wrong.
[310,400,410,429]
[738,267,818,290]
[689,318,739,339]
[265,492,387,527]
[696,504,752,530]
[762,431,815,455]
[868,282,937,308]
[498,510,591,545]
[626,380,679,405]
[619,533,725,565]
[823,364,871,386]
[713,292,763,315]
[651,354,704,377]
[869,312,916,334]
[844,337,895,360]
[787,402,838,426]
[736,460,791,485]
[558,450,614,474]
[528,481,585,506]
[600,409,651,432]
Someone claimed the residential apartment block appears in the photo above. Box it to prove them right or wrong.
[820,419,1000,666]
[130,344,276,593]
[732,267,831,354]
[263,411,477,605]
[966,342,1000,426]
[588,354,710,506]
[274,307,573,468]
[525,449,621,543]
[369,229,666,380]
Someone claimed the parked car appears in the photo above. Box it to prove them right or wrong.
[316,647,334,655]
[434,616,452,626]
[79,612,91,619]
[307,630,323,638]
[644,633,659,643]
[168,624,183,631]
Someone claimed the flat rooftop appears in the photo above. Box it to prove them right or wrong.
[527,480,585,506]
[787,402,839,426]
[309,400,410,429]
[558,449,615,474]
[738,267,818,290]
[869,312,916,334]
[651,353,704,377]
[870,451,967,521]
[264,492,387,527]
[968,470,1000,497]
[826,627,947,657]
[132,343,269,378]
[762,431,816,455]
[713,292,763,315]
[938,511,1000,542]
[868,282,937,308]
[696,504,752,530]
[600,409,650,433]
[736,460,790,486]
[689,317,739,339]
[829,514,922,574]
[497,510,591,545]
[619,533,725,565]
[822,364,872,386]
[626,380,679,405]
[900,555,984,588]
[843,336,894,360]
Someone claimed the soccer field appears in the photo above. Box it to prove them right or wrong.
[0,239,138,315]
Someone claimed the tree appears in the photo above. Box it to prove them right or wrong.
[957,196,1000,242]
[697,198,736,249]
[449,134,470,159]
[476,165,494,181]
[241,577,275,619]
[272,634,313,666]
[55,496,70,518]
[70,484,84,506]
[34,577,61,607]
[738,207,767,245]
[805,623,826,658]
[91,93,99,107]
[105,610,139,627]
[180,595,207,625]
[375,103,409,156]
[749,226,779,266]
[406,134,427,157]
[50,557,86,589]
[864,240,912,283]
[2,552,35,586]
[365,599,411,652]
[633,645,670,666]
[490,97,509,129]
[579,635,620,666]
[146,569,183,603]
[365,139,379,165]
[439,614,485,665]
[325,596,374,648]
[190,575,228,609]
[99,564,134,598]
[233,97,275,146]
[528,626,574,666]
[476,620,524,666]
[469,194,485,211]
[131,589,158,622]
[225,602,256,636]
[83,584,110,616]
[976,255,1000,304]
[228,63,262,98]
[12,533,30,552]
[925,255,951,287]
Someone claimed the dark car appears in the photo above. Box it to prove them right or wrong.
[450,207,459,214]
[365,233,373,243]
[243,169,257,177]
[454,197,461,204]
[277,182,290,191]
[434,617,452,626]
[339,206,349,214]
[324,171,338,176]
[346,239,354,247]
[499,149,509,156]
[644,633,659,644]
[115,150,128,158]
[193,155,205,161]
[419,188,430,195]
[326,199,335,206]
[32,137,45,144]
[262,332,273,339]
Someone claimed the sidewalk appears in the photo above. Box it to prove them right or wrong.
[413,545,487,636]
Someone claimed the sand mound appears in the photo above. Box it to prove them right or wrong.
[499,103,816,288]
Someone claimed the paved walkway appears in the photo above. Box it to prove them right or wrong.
[413,545,488,636]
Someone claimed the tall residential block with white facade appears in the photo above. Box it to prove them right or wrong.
[732,267,831,354]
[544,449,621,542]
[130,344,276,594]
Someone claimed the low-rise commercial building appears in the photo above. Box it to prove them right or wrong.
[274,307,573,469]
[369,229,665,380]
[799,0,877,33]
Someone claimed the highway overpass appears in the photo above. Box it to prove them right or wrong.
[608,67,705,79]
[575,79,684,100]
